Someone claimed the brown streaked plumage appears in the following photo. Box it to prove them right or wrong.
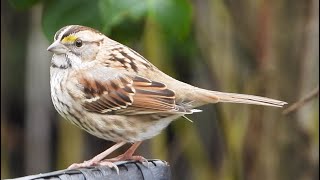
[74,70,183,115]
[47,25,287,171]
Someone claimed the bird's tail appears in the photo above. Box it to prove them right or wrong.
[197,89,287,107]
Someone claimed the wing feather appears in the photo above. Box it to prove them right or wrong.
[69,68,192,115]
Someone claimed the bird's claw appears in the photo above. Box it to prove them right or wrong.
[68,160,120,174]
[99,161,120,174]
[67,160,96,169]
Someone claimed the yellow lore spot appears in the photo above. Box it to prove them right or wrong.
[61,35,77,43]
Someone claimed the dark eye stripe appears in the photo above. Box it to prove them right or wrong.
[54,26,69,40]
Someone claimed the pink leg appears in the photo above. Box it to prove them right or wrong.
[68,141,126,169]
[101,141,147,163]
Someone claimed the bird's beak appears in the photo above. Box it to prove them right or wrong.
[47,41,68,54]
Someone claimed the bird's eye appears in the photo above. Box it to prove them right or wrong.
[75,39,83,47]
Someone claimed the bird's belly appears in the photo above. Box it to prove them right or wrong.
[50,70,180,142]
[131,115,180,141]
[82,114,181,142]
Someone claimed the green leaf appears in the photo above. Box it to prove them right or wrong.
[109,20,145,44]
[148,0,193,40]
[98,0,147,34]
[42,0,103,40]
[8,0,40,10]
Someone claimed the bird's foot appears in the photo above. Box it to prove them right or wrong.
[100,154,148,170]
[104,154,148,163]
[67,142,144,174]
[68,159,120,174]
[68,160,96,169]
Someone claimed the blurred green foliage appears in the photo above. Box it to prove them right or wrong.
[8,0,40,10]
[10,0,192,41]
[42,0,103,40]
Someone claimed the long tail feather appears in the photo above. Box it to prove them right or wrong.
[212,91,287,107]
[197,90,287,107]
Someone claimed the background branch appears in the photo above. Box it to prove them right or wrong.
[283,86,319,115]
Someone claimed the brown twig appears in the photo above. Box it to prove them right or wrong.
[283,86,319,115]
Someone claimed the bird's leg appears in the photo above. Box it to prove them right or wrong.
[68,141,126,169]
[100,141,147,163]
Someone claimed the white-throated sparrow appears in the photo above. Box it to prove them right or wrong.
[47,25,287,171]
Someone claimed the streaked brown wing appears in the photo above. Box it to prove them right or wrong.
[69,68,188,115]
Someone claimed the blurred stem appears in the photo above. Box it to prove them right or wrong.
[206,1,249,179]
[173,120,216,180]
[142,16,170,160]
[25,4,52,174]
[1,121,9,179]
[56,118,84,169]
[1,11,9,179]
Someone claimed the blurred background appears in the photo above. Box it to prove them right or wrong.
[1,0,319,179]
